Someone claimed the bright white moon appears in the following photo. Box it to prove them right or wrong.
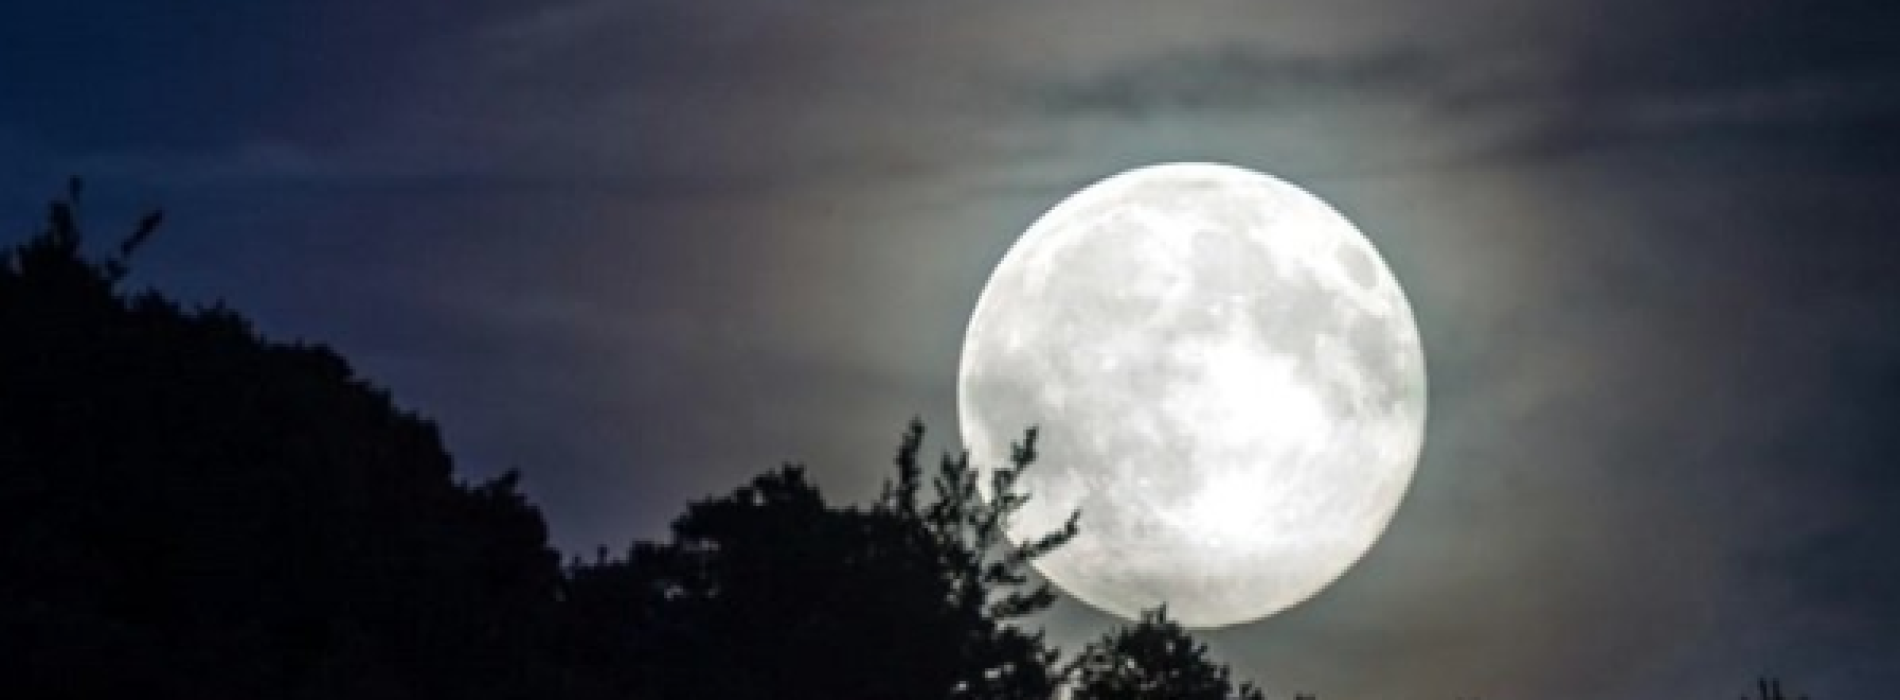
[957,162,1426,629]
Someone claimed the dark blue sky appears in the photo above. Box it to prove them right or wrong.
[4,2,1898,698]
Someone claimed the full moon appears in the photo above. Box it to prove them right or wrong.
[957,162,1426,629]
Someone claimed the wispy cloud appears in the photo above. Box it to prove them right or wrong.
[1027,45,1446,117]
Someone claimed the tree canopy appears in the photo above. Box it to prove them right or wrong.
[3,183,565,698]
[556,422,1074,699]
[0,183,1281,699]
[1069,607,1267,700]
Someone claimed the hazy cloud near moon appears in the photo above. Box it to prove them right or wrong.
[3,1,1898,698]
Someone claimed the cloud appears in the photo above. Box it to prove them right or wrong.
[1013,0,1900,172]
[1449,0,1900,164]
[1028,45,1446,118]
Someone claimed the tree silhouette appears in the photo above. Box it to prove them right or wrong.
[1,183,1105,699]
[556,420,1077,699]
[2,184,564,698]
[1069,607,1268,700]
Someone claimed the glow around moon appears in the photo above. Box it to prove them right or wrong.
[957,162,1426,629]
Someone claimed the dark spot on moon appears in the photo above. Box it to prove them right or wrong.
[1337,244,1377,288]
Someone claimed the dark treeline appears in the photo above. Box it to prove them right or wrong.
[0,183,1269,699]
[0,185,1807,700]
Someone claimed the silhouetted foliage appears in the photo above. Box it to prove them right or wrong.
[1069,607,1268,700]
[3,181,1619,699]
[0,184,1101,699]
[557,420,1077,699]
[2,184,563,699]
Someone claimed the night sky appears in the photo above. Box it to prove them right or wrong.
[5,2,1898,699]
